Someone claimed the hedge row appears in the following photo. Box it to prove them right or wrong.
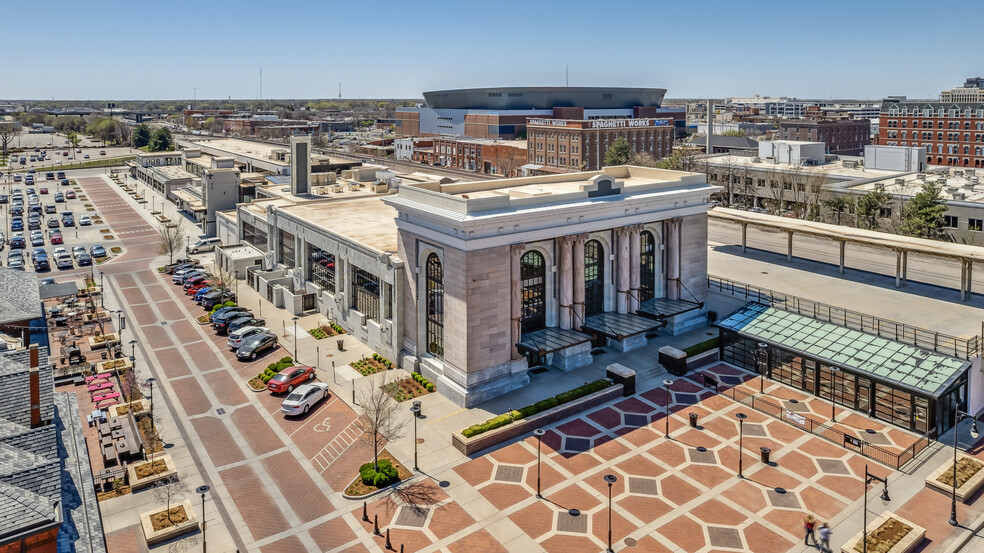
[257,357,294,384]
[411,372,436,393]
[461,379,612,438]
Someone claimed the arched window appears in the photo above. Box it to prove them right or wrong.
[584,240,605,316]
[639,231,656,302]
[425,254,444,358]
[520,251,546,333]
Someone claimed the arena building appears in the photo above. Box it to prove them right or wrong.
[220,165,719,406]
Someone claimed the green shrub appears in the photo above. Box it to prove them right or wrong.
[359,459,399,488]
[279,357,293,364]
[426,382,435,392]
[533,398,559,412]
[684,337,719,356]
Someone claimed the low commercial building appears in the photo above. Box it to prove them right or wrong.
[395,138,434,161]
[428,137,528,177]
[221,166,718,406]
[526,117,673,172]
[777,118,871,156]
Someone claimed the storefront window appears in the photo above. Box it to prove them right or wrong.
[640,231,656,302]
[584,240,605,316]
[874,383,912,428]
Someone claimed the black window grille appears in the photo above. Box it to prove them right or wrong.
[307,245,335,294]
[520,251,546,333]
[425,254,444,358]
[584,240,605,316]
[352,266,380,323]
[640,231,656,302]
[277,229,296,268]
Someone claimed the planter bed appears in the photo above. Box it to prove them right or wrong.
[351,354,393,376]
[110,399,149,418]
[127,454,177,491]
[453,383,624,456]
[97,358,132,373]
[140,499,198,546]
[841,512,925,553]
[342,450,413,499]
[309,323,345,340]
[87,333,119,350]
[925,454,984,502]
[382,377,431,402]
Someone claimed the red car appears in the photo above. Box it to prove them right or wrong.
[267,365,316,394]
[66,191,76,199]
[49,232,63,244]
[186,283,209,296]
[39,187,48,194]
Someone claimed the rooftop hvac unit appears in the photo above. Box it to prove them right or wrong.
[751,157,761,163]
[946,186,959,194]
[967,169,976,176]
[842,160,858,169]
[955,170,964,177]
[894,178,905,185]
[875,183,885,191]
[953,192,966,201]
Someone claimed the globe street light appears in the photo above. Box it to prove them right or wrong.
[604,474,618,553]
[736,412,748,478]
[410,402,421,471]
[662,379,674,439]
[533,428,545,499]
[195,485,210,553]
[950,410,979,526]
[292,316,299,361]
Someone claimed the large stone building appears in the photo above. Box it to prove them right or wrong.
[219,166,718,406]
[525,117,674,172]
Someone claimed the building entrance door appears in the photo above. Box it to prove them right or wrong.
[857,378,871,415]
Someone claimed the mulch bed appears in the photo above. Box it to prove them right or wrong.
[150,506,188,531]
[382,377,430,402]
[137,417,164,454]
[936,457,984,488]
[344,449,413,497]
[96,484,131,502]
[134,459,169,480]
[853,518,913,553]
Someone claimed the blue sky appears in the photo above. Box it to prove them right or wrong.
[4,0,980,101]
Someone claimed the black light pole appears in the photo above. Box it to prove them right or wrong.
[950,410,979,526]
[604,474,617,553]
[862,464,890,553]
[292,316,299,361]
[533,428,545,498]
[195,485,210,553]
[129,339,137,360]
[663,379,673,438]
[99,271,105,308]
[757,343,768,393]
[736,412,748,478]
[410,403,421,471]
[147,377,156,431]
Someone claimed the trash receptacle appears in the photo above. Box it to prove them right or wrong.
[336,339,344,351]
[412,400,422,418]
[760,447,771,464]
[689,413,698,428]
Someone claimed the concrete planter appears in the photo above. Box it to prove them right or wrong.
[87,333,119,350]
[841,512,925,553]
[96,357,132,373]
[140,499,198,546]
[452,384,624,456]
[686,349,720,370]
[924,454,984,503]
[127,454,178,492]
[109,398,150,419]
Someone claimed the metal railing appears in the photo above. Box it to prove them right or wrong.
[708,275,980,360]
[724,384,935,470]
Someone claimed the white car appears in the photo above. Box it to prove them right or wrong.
[78,215,92,226]
[227,326,270,350]
[280,382,330,416]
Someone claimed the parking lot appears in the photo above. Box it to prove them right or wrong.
[0,174,123,275]
[1,131,135,181]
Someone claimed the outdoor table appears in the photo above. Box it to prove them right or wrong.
[53,317,68,326]
[91,409,105,420]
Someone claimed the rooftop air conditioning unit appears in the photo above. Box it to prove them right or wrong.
[894,178,905,185]
[875,183,885,191]
[967,169,976,176]
[953,192,966,201]
[751,157,761,163]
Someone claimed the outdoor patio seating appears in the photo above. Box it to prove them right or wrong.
[96,398,119,408]
[87,382,114,393]
[85,373,113,384]
[92,391,120,403]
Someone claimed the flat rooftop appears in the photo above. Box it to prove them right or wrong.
[279,197,398,254]
[185,138,290,166]
[849,167,984,202]
[153,166,196,181]
[704,154,901,181]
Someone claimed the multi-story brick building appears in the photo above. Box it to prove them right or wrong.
[424,138,528,177]
[879,98,984,167]
[526,117,674,172]
[777,118,871,156]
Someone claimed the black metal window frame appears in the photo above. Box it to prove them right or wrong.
[425,254,444,358]
[277,229,296,268]
[352,266,380,323]
[584,239,605,316]
[520,250,546,333]
[640,230,656,302]
[242,221,267,251]
[307,244,335,294]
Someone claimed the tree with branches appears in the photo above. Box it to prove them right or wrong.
[822,195,849,226]
[153,475,189,525]
[856,189,892,230]
[899,182,950,240]
[356,373,407,471]
[0,122,17,163]
[604,137,632,166]
[157,222,185,264]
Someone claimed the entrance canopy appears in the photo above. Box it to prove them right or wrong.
[517,327,592,356]
[582,312,664,340]
[637,297,702,320]
[716,303,971,398]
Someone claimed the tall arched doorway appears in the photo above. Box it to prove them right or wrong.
[640,230,656,303]
[584,240,605,316]
[520,251,546,333]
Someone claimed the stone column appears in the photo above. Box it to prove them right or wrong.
[616,229,630,314]
[666,219,681,300]
[558,236,573,330]
[510,243,525,359]
[572,235,587,330]
[628,225,641,313]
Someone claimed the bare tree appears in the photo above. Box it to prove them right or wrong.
[168,535,201,553]
[121,369,141,413]
[0,122,17,161]
[142,415,165,463]
[492,146,523,178]
[208,263,238,302]
[157,222,185,264]
[153,475,189,525]
[356,373,407,471]
[628,151,659,167]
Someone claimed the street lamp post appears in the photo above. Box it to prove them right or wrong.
[129,339,137,360]
[862,464,890,553]
[292,316,299,361]
[99,271,105,308]
[533,428,545,498]
[410,403,421,471]
[736,412,748,478]
[195,485,210,553]
[604,474,617,553]
[949,410,979,526]
[663,379,673,438]
[146,377,156,431]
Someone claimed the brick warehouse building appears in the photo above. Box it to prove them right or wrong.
[777,118,871,156]
[526,116,674,172]
[880,98,984,167]
[422,137,529,176]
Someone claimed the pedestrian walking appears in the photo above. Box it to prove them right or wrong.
[803,514,817,546]
[818,522,832,552]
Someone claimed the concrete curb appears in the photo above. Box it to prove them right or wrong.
[341,472,423,501]
[943,509,984,553]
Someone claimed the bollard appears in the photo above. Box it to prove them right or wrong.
[385,529,392,550]
[373,514,379,535]
[400,545,404,553]
[689,413,698,428]
[362,501,369,522]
